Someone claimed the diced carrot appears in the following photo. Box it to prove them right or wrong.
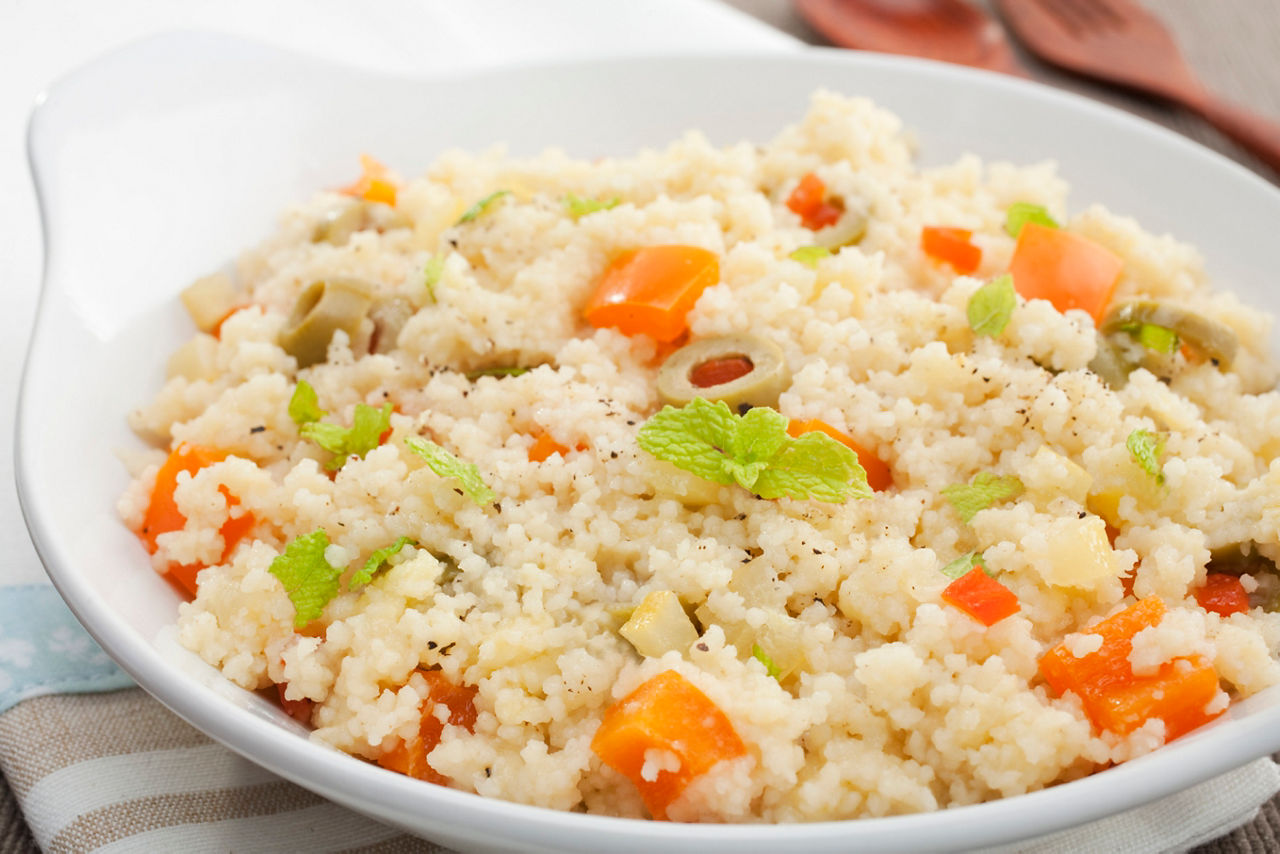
[1195,573,1250,617]
[941,568,1019,626]
[786,419,892,491]
[1092,656,1221,741]
[528,431,572,463]
[583,246,719,343]
[378,671,479,785]
[785,173,843,230]
[590,670,746,820]
[339,154,398,207]
[1039,598,1223,739]
[276,682,315,725]
[1008,222,1123,324]
[140,445,255,596]
[921,226,982,274]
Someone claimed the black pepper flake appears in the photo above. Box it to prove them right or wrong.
[494,502,502,513]
[696,642,709,652]
[484,767,492,778]
[249,425,266,434]
[812,548,823,555]
[626,420,636,426]
[1078,511,1087,519]
[454,488,464,496]
[427,641,438,650]
[610,451,619,459]
[735,513,747,521]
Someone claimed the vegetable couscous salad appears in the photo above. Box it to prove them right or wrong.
[118,93,1280,822]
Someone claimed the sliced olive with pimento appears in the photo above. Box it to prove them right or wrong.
[278,278,374,368]
[1089,299,1239,388]
[657,334,789,413]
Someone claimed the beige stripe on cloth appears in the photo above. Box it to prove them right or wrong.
[0,688,445,852]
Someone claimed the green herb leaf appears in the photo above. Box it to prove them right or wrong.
[1123,322,1179,354]
[456,190,510,225]
[423,256,444,303]
[967,274,1017,338]
[637,398,870,503]
[299,420,349,454]
[751,643,781,679]
[464,366,531,380]
[404,436,496,505]
[1126,428,1166,485]
[564,193,620,219]
[288,380,326,426]
[789,246,831,268]
[636,397,739,488]
[299,402,393,470]
[268,529,343,628]
[940,551,982,579]
[1004,202,1060,238]
[351,536,416,587]
[942,472,1025,523]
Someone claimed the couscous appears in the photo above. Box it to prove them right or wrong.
[119,92,1280,822]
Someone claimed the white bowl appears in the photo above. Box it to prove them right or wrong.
[18,31,1280,853]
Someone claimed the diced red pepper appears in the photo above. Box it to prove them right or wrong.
[1195,573,1250,618]
[921,226,982,274]
[941,567,1019,626]
[786,173,843,231]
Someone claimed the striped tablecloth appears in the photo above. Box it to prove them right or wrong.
[4,1,1279,851]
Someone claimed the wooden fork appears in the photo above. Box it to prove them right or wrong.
[996,0,1280,174]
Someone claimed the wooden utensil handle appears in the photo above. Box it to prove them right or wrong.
[1183,92,1280,176]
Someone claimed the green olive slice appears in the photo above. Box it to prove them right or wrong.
[658,334,789,412]
[1087,332,1135,390]
[1100,299,1238,367]
[278,278,373,368]
[313,201,411,246]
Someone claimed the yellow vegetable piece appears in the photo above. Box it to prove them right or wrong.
[620,591,699,658]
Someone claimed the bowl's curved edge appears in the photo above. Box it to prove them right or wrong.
[16,29,1280,853]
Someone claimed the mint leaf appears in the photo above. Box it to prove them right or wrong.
[405,436,496,505]
[298,401,393,470]
[1004,202,1060,238]
[456,190,510,225]
[423,256,444,303]
[289,380,326,426]
[789,246,831,268]
[638,399,870,503]
[637,398,739,487]
[940,551,982,579]
[564,193,620,219]
[726,407,791,491]
[300,420,349,454]
[269,529,343,627]
[1127,428,1166,485]
[967,274,1016,338]
[464,366,530,380]
[752,643,781,679]
[942,473,1024,523]
[351,536,415,587]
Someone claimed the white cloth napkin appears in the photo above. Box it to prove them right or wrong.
[3,1,1277,850]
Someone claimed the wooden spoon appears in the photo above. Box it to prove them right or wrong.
[793,0,1027,75]
[996,0,1280,174]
